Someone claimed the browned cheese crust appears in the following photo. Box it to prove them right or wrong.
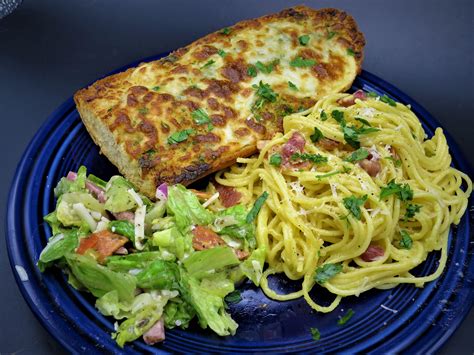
[74,6,365,197]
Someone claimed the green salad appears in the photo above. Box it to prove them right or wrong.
[38,166,266,347]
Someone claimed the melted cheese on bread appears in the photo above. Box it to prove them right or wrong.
[74,6,365,197]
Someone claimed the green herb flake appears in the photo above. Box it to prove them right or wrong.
[320,110,328,121]
[218,49,227,58]
[291,153,328,164]
[299,34,310,45]
[269,153,283,167]
[191,108,211,125]
[380,94,397,107]
[221,27,231,35]
[151,86,160,92]
[252,81,278,111]
[288,81,298,91]
[347,48,355,56]
[310,327,321,341]
[343,195,368,220]
[342,125,360,149]
[327,30,337,39]
[290,57,316,68]
[367,91,379,98]
[331,110,345,125]
[138,107,149,115]
[310,127,324,143]
[225,290,242,304]
[315,263,343,284]
[246,191,269,223]
[201,59,215,69]
[247,65,257,77]
[315,170,340,180]
[399,230,413,249]
[404,204,422,220]
[385,156,402,167]
[167,129,195,144]
[355,117,371,126]
[380,180,413,201]
[344,148,369,163]
[338,309,355,326]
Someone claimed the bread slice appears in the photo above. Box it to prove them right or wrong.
[74,6,365,197]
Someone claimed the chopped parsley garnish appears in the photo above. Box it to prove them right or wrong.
[315,263,343,284]
[191,108,211,125]
[347,48,355,56]
[338,309,355,326]
[255,61,272,74]
[246,191,269,223]
[138,107,149,114]
[310,127,324,143]
[167,129,195,144]
[299,34,310,45]
[327,30,337,39]
[385,156,402,167]
[380,180,413,201]
[399,230,413,249]
[225,290,242,304]
[252,81,278,110]
[290,57,316,67]
[291,153,328,164]
[343,195,368,220]
[218,49,227,57]
[288,81,298,91]
[355,117,371,126]
[315,170,341,180]
[151,86,160,91]
[310,327,321,341]
[331,110,345,125]
[380,94,397,107]
[344,148,369,163]
[367,91,379,98]
[201,59,215,69]
[404,204,422,220]
[221,27,231,35]
[320,110,328,121]
[269,153,282,167]
[342,125,361,149]
[247,65,257,77]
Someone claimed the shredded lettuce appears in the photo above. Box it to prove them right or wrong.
[54,166,87,197]
[136,259,180,290]
[240,246,266,286]
[163,298,196,329]
[104,176,139,213]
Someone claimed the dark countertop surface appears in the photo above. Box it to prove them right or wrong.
[1,0,472,353]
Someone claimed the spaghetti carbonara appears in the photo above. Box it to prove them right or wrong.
[213,91,472,312]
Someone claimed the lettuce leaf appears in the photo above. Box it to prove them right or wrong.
[104,176,138,213]
[106,251,164,273]
[37,229,79,271]
[240,246,266,286]
[54,165,87,197]
[183,246,239,279]
[136,259,180,290]
[163,297,196,329]
[166,184,214,232]
[66,253,136,302]
[180,273,238,336]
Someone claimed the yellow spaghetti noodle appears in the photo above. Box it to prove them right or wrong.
[214,92,472,312]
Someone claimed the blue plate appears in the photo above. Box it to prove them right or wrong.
[6,53,474,354]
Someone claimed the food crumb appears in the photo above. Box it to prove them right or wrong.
[15,265,28,281]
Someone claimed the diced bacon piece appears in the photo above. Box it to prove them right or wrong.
[318,138,341,150]
[189,189,213,200]
[358,150,381,177]
[388,146,400,161]
[192,226,225,251]
[337,90,367,107]
[113,211,135,221]
[85,181,106,203]
[282,132,306,158]
[215,183,242,208]
[143,318,165,345]
[234,249,250,260]
[361,244,385,262]
[76,230,128,262]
